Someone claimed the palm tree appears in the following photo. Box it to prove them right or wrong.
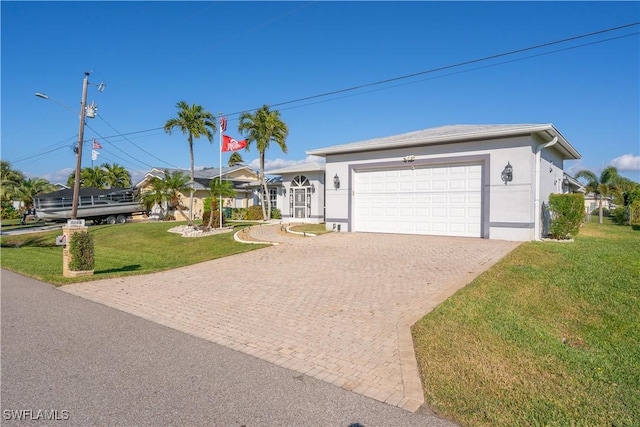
[206,177,237,229]
[238,105,289,220]
[68,167,107,189]
[164,101,216,221]
[1,161,25,204]
[575,166,620,223]
[12,177,57,207]
[228,152,244,167]
[142,170,192,224]
[102,163,132,188]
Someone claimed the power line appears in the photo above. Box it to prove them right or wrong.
[225,21,640,116]
[84,122,156,170]
[275,31,640,114]
[10,21,639,171]
[95,114,180,169]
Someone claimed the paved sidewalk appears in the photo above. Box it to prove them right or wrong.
[61,226,519,412]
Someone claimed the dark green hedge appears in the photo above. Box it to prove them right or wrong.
[69,232,95,271]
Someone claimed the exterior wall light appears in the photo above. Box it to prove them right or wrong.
[501,162,513,185]
[333,173,340,190]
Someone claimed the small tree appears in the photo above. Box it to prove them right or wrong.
[548,193,584,239]
[205,177,236,229]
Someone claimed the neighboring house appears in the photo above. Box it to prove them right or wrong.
[136,166,259,218]
[583,192,614,215]
[238,176,282,211]
[305,123,581,241]
[265,162,326,223]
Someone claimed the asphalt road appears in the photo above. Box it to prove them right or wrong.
[0,270,457,427]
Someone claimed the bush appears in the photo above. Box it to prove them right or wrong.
[201,210,223,228]
[1,204,20,220]
[611,206,630,225]
[246,205,265,220]
[631,200,640,226]
[591,207,610,217]
[271,208,282,219]
[231,208,247,220]
[68,232,94,271]
[548,193,584,239]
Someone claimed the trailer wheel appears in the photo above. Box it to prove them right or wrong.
[106,215,117,224]
[116,215,127,224]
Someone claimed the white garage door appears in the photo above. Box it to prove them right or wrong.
[353,164,482,237]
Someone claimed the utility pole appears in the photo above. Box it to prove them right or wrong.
[71,72,90,219]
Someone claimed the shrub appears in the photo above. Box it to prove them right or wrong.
[591,207,610,217]
[201,210,223,228]
[1,204,20,220]
[271,208,282,219]
[231,208,247,220]
[611,206,630,225]
[548,193,584,239]
[631,200,640,226]
[68,232,94,271]
[246,205,265,220]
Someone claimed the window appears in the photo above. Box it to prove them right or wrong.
[262,188,278,209]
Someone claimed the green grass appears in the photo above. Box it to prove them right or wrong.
[412,220,640,426]
[0,221,267,285]
[289,223,330,235]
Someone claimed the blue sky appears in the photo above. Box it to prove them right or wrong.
[2,1,639,185]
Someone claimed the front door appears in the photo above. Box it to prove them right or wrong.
[293,188,307,218]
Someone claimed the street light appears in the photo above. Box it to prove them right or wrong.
[35,72,90,219]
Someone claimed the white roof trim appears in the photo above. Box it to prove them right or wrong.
[307,124,581,160]
[266,162,326,175]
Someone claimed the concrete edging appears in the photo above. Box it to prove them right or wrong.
[233,227,280,246]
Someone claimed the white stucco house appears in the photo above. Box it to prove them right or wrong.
[265,162,326,223]
[306,124,581,241]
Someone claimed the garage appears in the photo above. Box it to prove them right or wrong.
[307,124,582,241]
[353,164,482,237]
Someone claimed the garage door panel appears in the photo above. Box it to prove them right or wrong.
[354,164,482,238]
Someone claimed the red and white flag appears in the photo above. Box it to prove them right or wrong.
[92,139,102,149]
[222,135,247,152]
[220,117,227,132]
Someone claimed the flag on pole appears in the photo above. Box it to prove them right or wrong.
[220,117,227,132]
[92,139,102,149]
[222,135,247,152]
[91,150,99,161]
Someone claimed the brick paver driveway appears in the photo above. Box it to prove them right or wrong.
[62,226,519,412]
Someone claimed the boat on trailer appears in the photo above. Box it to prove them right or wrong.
[34,187,145,224]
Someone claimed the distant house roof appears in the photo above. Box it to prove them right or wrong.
[307,124,581,160]
[266,162,325,175]
[238,176,283,188]
[135,166,257,189]
[563,173,585,193]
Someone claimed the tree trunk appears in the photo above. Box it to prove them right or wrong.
[260,152,270,221]
[598,194,603,224]
[188,135,195,222]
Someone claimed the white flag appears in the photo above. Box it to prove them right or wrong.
[91,150,99,161]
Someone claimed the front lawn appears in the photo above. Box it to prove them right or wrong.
[412,220,639,426]
[289,223,330,235]
[0,221,266,285]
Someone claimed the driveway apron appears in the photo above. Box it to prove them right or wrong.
[61,225,519,412]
